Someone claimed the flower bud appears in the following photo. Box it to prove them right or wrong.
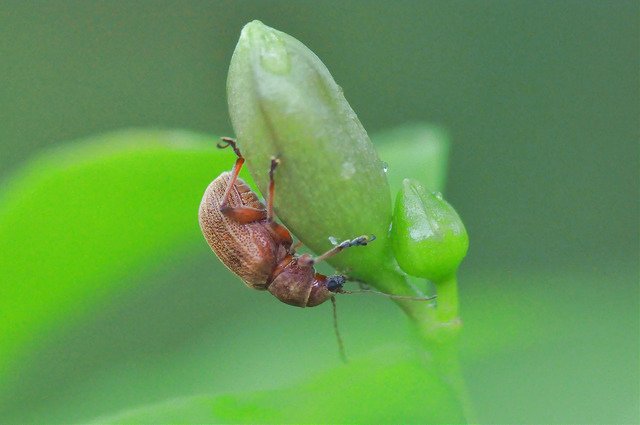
[391,179,468,282]
[227,21,393,280]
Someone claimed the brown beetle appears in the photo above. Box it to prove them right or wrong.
[198,137,374,308]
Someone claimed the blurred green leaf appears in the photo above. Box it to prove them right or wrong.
[4,262,636,424]
[373,124,450,194]
[90,395,225,424]
[3,127,635,425]
[0,123,447,414]
[0,129,250,394]
[93,347,464,424]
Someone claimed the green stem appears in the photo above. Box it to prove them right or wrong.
[430,273,476,424]
[367,265,437,328]
[370,269,475,423]
[435,274,460,325]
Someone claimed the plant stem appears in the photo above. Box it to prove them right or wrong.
[431,273,476,423]
[435,274,459,325]
[371,268,475,423]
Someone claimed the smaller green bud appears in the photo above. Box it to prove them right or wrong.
[391,179,468,282]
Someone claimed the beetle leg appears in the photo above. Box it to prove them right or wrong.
[217,137,242,158]
[220,205,266,223]
[269,222,293,247]
[298,235,376,266]
[216,137,270,224]
[267,156,279,222]
[290,240,304,253]
[217,137,245,210]
[265,156,293,247]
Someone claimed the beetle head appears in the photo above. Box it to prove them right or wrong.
[326,275,346,292]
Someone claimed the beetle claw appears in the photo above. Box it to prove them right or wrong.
[217,137,234,149]
[349,234,376,247]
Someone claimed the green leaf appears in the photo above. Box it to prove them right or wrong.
[227,20,393,283]
[0,123,448,415]
[89,395,223,424]
[0,129,243,393]
[92,347,465,424]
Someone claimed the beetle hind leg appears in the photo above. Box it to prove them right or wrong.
[216,137,268,224]
[266,156,293,248]
[217,137,246,211]
[220,205,266,224]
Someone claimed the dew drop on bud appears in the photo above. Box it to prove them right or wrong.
[433,191,443,200]
[381,161,389,173]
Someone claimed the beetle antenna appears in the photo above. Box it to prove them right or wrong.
[340,289,437,301]
[331,296,348,363]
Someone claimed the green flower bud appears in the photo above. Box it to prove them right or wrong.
[227,21,393,281]
[391,179,468,282]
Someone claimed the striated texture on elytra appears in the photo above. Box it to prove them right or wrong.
[198,173,286,289]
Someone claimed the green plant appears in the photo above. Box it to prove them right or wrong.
[226,20,472,420]
[1,19,636,425]
[1,20,471,424]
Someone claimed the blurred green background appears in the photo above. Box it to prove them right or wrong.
[0,1,637,424]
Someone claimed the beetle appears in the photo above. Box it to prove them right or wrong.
[198,137,374,308]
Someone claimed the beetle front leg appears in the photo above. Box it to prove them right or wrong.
[298,235,376,266]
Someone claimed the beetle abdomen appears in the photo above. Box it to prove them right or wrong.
[199,173,279,289]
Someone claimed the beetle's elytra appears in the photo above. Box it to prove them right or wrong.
[198,137,374,308]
